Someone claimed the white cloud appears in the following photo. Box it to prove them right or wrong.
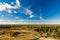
[8,10,12,13]
[30,15,34,18]
[16,0,21,7]
[0,4,5,11]
[39,9,44,21]
[13,11,17,13]
[39,16,44,20]
[23,8,34,18]
[11,2,14,5]
[24,8,33,15]
[0,0,21,12]
[17,8,34,18]
[15,16,20,19]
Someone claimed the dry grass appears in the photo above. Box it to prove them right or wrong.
[0,25,60,40]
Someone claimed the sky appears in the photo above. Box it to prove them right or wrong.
[0,0,60,24]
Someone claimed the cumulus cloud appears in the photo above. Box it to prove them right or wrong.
[0,0,20,12]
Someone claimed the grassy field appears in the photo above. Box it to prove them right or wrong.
[0,24,60,40]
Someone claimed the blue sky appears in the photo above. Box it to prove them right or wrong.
[0,0,60,24]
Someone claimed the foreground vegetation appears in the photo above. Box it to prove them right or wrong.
[0,24,60,40]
